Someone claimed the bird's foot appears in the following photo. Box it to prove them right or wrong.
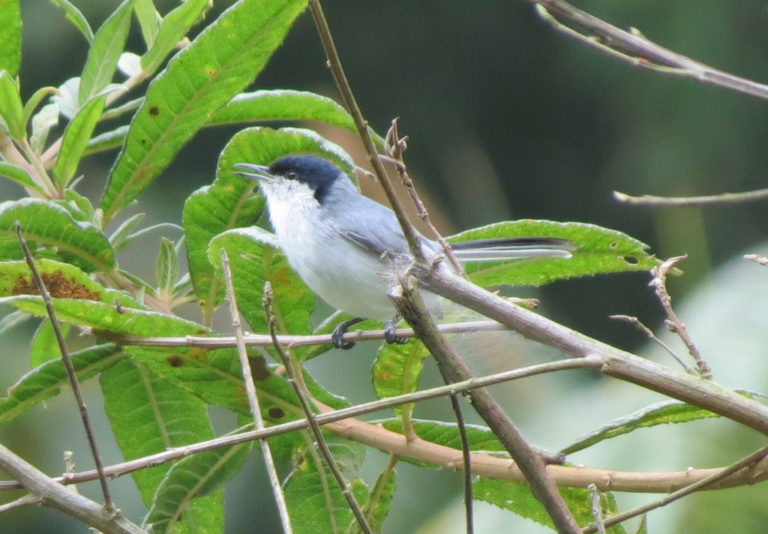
[384,319,409,345]
[331,317,365,349]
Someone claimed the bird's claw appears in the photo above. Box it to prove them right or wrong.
[384,320,408,345]
[331,317,364,349]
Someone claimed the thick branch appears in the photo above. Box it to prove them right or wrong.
[0,443,145,534]
[390,278,581,533]
[530,0,768,101]
[415,266,768,434]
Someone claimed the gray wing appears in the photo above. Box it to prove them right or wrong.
[335,194,435,259]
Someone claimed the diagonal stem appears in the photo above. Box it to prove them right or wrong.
[390,276,581,533]
[263,282,373,534]
[220,250,292,533]
[15,221,114,511]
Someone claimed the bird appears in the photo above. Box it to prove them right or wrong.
[235,155,575,348]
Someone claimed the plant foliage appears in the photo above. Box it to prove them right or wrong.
[0,2,720,533]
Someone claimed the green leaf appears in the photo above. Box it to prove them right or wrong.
[474,478,626,533]
[285,434,369,534]
[378,419,625,532]
[29,319,71,367]
[0,309,31,337]
[82,89,366,157]
[133,0,160,48]
[0,344,124,424]
[52,96,106,188]
[381,419,506,457]
[559,399,723,456]
[356,466,396,534]
[101,358,215,506]
[22,86,59,124]
[108,212,145,251]
[208,227,315,337]
[0,162,42,193]
[170,491,224,534]
[85,124,129,155]
[62,188,96,222]
[0,291,302,418]
[184,126,352,322]
[141,0,211,75]
[0,0,22,76]
[372,339,429,417]
[29,102,59,154]
[210,90,356,130]
[50,0,94,43]
[0,295,205,337]
[0,199,116,272]
[156,236,179,294]
[0,259,140,307]
[0,70,24,140]
[100,0,308,224]
[78,0,134,105]
[145,440,249,532]
[52,77,81,120]
[449,220,657,287]
[101,96,143,121]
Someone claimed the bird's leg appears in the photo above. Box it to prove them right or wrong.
[384,316,409,345]
[331,317,365,349]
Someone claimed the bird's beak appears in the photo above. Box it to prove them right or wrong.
[234,163,272,182]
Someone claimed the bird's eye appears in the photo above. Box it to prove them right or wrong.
[286,171,298,180]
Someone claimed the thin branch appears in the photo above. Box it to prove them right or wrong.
[0,494,42,514]
[108,320,507,348]
[744,254,768,267]
[583,445,768,533]
[0,443,145,534]
[1,356,766,496]
[15,222,114,511]
[531,0,768,101]
[412,264,768,435]
[307,0,424,260]
[613,188,768,207]
[263,282,373,534]
[649,256,711,378]
[449,389,474,534]
[382,119,466,276]
[220,250,292,534]
[609,314,693,374]
[587,484,606,534]
[389,276,581,533]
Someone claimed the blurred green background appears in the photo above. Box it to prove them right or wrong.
[2,1,768,532]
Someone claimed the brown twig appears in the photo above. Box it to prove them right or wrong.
[108,320,507,348]
[587,484,606,534]
[531,0,768,101]
[0,494,42,514]
[413,265,768,434]
[744,254,768,267]
[382,119,466,276]
[649,256,711,379]
[389,275,581,533]
[0,442,145,534]
[614,188,768,207]
[263,282,373,534]
[307,0,424,261]
[609,314,693,374]
[15,222,114,511]
[1,355,766,496]
[220,250,292,533]
[583,445,768,533]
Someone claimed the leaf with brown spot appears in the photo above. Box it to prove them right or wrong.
[0,259,138,306]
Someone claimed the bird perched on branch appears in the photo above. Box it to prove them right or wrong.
[236,155,574,348]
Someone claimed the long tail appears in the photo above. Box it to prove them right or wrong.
[450,237,575,262]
